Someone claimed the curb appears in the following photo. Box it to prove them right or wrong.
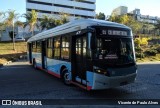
[0,55,27,68]
[0,61,12,68]
[137,61,160,65]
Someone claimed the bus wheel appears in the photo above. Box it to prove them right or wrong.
[63,69,71,85]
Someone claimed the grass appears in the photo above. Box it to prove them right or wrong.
[0,42,27,64]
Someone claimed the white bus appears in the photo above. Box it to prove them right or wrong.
[27,19,137,90]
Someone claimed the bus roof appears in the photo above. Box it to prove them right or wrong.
[27,19,131,42]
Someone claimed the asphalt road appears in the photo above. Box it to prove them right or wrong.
[0,60,160,107]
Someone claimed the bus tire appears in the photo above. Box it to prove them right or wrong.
[62,69,71,85]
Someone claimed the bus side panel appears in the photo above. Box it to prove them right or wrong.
[86,71,94,90]
[32,52,42,67]
[46,58,71,78]
[27,52,30,63]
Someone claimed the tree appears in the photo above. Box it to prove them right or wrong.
[109,14,142,35]
[108,15,122,23]
[40,15,56,31]
[155,20,160,36]
[4,10,19,50]
[155,20,160,30]
[0,11,5,34]
[23,10,38,36]
[0,11,5,21]
[15,21,24,28]
[96,12,106,20]
[59,12,69,25]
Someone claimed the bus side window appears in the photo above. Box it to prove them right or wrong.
[53,37,61,59]
[46,38,53,58]
[36,41,41,53]
[61,36,70,60]
[32,41,37,52]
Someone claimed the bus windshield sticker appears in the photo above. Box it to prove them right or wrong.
[105,54,118,59]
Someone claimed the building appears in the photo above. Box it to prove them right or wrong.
[111,6,128,16]
[130,8,160,24]
[111,6,160,24]
[26,0,96,20]
[0,25,41,41]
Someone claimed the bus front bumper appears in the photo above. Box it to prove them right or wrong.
[91,72,137,90]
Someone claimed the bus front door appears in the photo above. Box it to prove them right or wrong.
[72,35,87,84]
[28,43,32,64]
[41,41,46,69]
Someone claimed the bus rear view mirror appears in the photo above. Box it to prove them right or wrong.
[88,32,96,50]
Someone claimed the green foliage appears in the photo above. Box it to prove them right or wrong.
[4,10,19,27]
[151,44,160,53]
[134,38,149,47]
[23,10,38,32]
[134,38,141,47]
[0,11,5,21]
[59,12,69,25]
[135,46,143,52]
[155,20,160,30]
[109,14,142,35]
[0,22,5,31]
[96,12,106,20]
[15,21,24,27]
[40,15,56,30]
[156,46,160,53]
[136,52,145,58]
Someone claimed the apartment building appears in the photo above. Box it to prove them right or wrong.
[26,0,96,20]
[111,6,128,16]
[111,6,160,24]
[131,9,160,24]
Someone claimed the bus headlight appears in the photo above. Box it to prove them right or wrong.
[93,66,109,76]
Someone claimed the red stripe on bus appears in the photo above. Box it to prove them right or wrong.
[71,81,88,90]
[87,86,92,91]
[48,70,61,78]
[37,66,43,70]
[36,66,92,90]
[36,66,60,78]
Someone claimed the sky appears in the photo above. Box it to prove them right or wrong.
[0,0,160,21]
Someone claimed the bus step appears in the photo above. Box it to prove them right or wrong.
[75,77,87,85]
[71,81,87,90]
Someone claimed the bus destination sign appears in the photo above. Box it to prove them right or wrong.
[101,29,128,36]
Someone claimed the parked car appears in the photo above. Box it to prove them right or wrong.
[15,37,25,41]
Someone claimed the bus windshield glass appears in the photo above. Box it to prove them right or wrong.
[94,37,135,65]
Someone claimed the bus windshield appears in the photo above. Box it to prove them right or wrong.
[94,37,135,65]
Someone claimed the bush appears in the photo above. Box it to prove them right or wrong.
[136,52,145,58]
[141,38,148,45]
[135,46,143,52]
[156,46,160,53]
[145,50,158,56]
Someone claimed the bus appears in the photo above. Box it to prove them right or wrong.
[27,19,137,90]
